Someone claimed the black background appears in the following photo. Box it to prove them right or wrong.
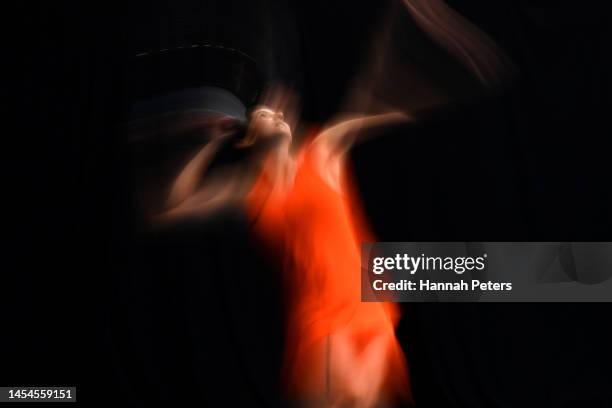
[8,0,611,406]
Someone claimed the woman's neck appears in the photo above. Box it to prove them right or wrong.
[264,139,295,190]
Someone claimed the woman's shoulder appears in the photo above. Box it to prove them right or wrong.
[296,125,326,157]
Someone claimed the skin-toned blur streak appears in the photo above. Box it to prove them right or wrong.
[401,0,516,88]
[343,0,516,117]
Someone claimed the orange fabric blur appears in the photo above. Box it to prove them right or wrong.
[246,135,410,405]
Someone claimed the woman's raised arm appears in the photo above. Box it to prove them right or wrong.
[165,137,226,210]
[311,111,415,162]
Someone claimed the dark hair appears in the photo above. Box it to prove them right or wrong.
[244,104,258,120]
[234,106,259,148]
[206,127,256,173]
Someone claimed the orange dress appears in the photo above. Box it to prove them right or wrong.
[246,137,410,403]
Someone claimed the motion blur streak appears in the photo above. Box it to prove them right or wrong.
[402,0,516,88]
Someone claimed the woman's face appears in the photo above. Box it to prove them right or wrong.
[248,106,292,141]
